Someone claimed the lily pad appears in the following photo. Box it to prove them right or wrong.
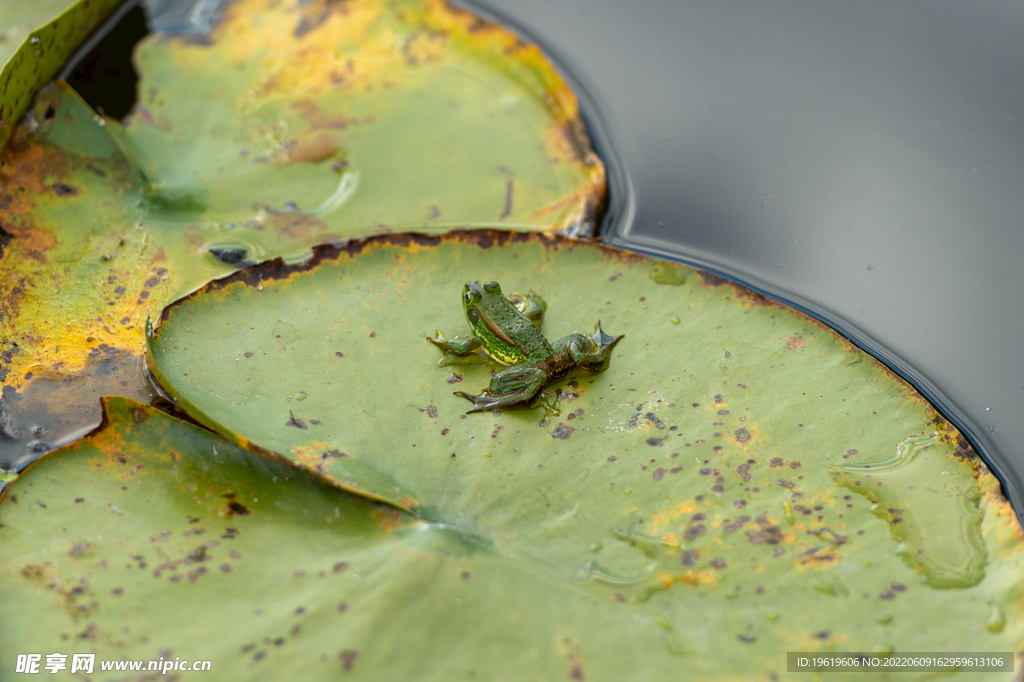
[148,231,1024,671]
[0,397,672,680]
[0,0,122,149]
[0,0,603,467]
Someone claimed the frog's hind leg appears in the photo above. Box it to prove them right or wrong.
[507,292,547,330]
[555,321,625,373]
[427,332,483,355]
[454,366,547,413]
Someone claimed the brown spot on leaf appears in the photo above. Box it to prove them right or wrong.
[746,526,783,545]
[683,524,706,540]
[736,462,752,481]
[781,334,805,349]
[551,423,574,439]
[227,501,250,516]
[644,412,665,429]
[339,649,358,671]
[68,541,90,557]
[723,516,750,533]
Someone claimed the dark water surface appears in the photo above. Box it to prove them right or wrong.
[4,0,1021,517]
[471,0,1024,515]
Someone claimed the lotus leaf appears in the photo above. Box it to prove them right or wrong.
[148,231,1024,673]
[0,0,603,468]
[0,397,674,680]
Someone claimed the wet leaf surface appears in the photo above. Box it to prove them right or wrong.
[0,0,122,149]
[0,84,164,472]
[0,397,671,680]
[148,231,1024,674]
[0,0,603,471]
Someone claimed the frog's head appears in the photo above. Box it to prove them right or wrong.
[462,281,502,332]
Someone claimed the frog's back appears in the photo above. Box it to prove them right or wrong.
[479,297,552,365]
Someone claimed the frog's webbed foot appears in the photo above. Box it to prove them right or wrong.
[427,331,483,355]
[590,320,624,351]
[455,365,547,413]
[563,320,624,373]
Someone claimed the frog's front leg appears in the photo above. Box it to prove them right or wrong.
[454,365,548,413]
[427,331,483,355]
[552,321,625,373]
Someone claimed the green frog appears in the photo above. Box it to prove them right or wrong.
[428,281,623,413]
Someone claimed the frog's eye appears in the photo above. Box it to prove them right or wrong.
[483,281,500,293]
[464,292,473,304]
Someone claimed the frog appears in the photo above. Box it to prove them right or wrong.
[428,281,623,413]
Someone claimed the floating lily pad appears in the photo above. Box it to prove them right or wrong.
[148,231,1024,671]
[0,0,122,149]
[116,0,604,238]
[0,397,674,680]
[0,0,603,467]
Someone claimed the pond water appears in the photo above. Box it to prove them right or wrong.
[471,0,1024,516]
[2,0,1022,521]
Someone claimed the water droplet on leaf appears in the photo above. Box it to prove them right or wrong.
[829,436,987,588]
